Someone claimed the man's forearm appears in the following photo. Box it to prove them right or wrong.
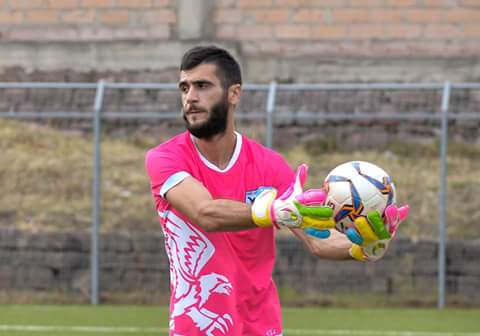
[195,199,258,232]
[291,228,352,260]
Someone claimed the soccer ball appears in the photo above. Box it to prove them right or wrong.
[323,161,396,233]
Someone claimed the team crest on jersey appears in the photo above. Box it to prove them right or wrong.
[245,186,275,204]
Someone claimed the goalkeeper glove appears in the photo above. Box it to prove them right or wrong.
[251,164,335,235]
[348,204,409,262]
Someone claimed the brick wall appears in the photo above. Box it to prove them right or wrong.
[1,228,479,306]
[0,1,479,82]
[0,0,175,42]
[215,0,480,57]
[1,0,479,48]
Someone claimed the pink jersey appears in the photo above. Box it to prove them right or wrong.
[145,131,294,336]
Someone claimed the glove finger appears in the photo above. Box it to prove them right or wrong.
[295,189,327,206]
[302,216,335,230]
[384,204,410,234]
[399,205,409,221]
[278,164,308,201]
[305,228,331,239]
[292,164,308,195]
[353,216,378,244]
[294,201,333,219]
[349,244,366,261]
[346,227,364,245]
[367,211,391,240]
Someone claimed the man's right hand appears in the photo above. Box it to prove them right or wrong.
[251,164,335,236]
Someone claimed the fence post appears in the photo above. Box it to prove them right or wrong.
[438,81,451,309]
[266,81,277,148]
[91,80,106,305]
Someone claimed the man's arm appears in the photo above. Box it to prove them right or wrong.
[165,176,257,232]
[290,228,352,260]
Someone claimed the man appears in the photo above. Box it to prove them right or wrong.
[145,46,408,336]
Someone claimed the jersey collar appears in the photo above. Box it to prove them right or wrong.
[190,132,242,173]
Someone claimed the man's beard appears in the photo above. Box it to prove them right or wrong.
[183,95,229,140]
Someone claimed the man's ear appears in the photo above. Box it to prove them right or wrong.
[228,84,242,106]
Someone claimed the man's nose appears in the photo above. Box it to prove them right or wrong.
[185,87,199,103]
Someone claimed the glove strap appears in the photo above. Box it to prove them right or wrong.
[251,190,276,228]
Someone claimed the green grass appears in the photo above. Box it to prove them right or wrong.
[0,305,479,335]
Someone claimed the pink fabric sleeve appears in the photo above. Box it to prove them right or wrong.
[145,148,190,211]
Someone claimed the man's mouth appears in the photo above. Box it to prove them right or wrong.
[187,108,206,115]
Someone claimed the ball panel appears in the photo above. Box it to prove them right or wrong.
[324,161,396,234]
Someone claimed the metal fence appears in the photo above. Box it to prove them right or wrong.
[1,80,480,308]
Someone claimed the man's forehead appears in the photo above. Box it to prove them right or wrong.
[179,63,220,83]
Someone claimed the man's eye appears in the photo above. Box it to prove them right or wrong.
[198,82,209,89]
[179,85,188,93]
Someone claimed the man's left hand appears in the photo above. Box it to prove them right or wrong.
[348,204,409,261]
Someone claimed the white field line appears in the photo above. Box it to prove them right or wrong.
[0,325,479,336]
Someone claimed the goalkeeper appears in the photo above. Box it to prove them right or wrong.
[145,45,408,336]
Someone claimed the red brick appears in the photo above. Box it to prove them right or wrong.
[80,0,114,8]
[385,24,422,38]
[214,9,242,23]
[446,9,480,23]
[25,10,59,24]
[424,24,461,38]
[0,10,23,24]
[238,25,272,39]
[292,9,325,23]
[144,9,176,24]
[275,25,311,39]
[9,0,45,9]
[370,9,403,23]
[254,9,289,23]
[311,25,347,39]
[349,24,386,39]
[100,10,129,24]
[332,9,371,23]
[117,0,152,8]
[387,0,417,7]
[464,24,480,37]
[463,0,480,6]
[405,9,444,23]
[238,0,273,8]
[47,0,78,9]
[61,9,96,23]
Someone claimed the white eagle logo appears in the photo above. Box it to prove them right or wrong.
[160,210,233,335]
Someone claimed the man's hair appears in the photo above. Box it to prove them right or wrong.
[180,45,242,88]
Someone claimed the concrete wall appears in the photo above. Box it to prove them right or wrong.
[1,228,479,306]
[0,0,479,83]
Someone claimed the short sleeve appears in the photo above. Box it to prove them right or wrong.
[145,148,190,211]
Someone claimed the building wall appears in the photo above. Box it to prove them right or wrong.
[0,0,479,82]
[1,228,479,306]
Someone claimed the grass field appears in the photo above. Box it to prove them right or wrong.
[0,305,479,336]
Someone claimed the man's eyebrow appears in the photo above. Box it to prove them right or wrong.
[178,79,214,88]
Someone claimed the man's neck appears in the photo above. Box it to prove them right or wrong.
[192,128,237,170]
